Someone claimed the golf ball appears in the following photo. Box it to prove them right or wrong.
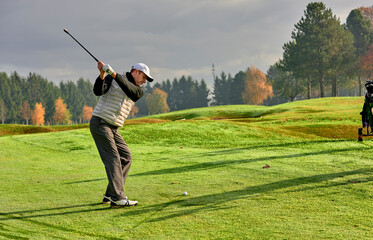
[183,191,188,195]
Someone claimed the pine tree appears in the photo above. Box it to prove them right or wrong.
[347,8,373,95]
[196,80,210,107]
[77,78,97,108]
[282,2,356,98]
[18,101,32,125]
[267,63,304,102]
[230,71,246,104]
[60,81,85,123]
[9,72,24,122]
[0,72,11,123]
[0,98,7,124]
[212,71,230,105]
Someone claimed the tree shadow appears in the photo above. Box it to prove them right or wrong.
[63,178,106,184]
[195,139,351,157]
[132,146,364,177]
[120,168,372,223]
[0,203,121,240]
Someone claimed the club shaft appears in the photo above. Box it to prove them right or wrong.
[64,29,99,62]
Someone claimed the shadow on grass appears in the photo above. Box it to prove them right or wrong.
[145,139,357,163]
[196,139,353,156]
[63,178,106,184]
[132,145,364,177]
[0,203,121,240]
[121,168,372,223]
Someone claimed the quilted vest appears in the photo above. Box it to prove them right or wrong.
[92,79,134,127]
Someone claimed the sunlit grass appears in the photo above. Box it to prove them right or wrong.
[0,97,372,239]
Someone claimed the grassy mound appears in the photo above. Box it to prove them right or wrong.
[127,97,363,140]
[1,97,364,140]
[134,97,362,121]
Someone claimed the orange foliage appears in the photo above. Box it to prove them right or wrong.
[360,45,373,79]
[242,65,273,105]
[82,105,93,122]
[145,88,170,115]
[32,103,45,125]
[129,104,139,118]
[359,7,373,27]
[53,97,71,124]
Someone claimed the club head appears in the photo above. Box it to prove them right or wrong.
[63,29,69,34]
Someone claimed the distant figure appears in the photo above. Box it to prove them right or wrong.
[360,80,373,135]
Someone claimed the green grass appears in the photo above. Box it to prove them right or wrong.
[0,97,372,239]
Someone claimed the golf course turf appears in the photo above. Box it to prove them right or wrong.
[0,97,372,239]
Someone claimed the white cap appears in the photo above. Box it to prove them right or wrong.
[131,63,154,82]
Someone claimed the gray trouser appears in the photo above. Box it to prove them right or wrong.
[89,116,132,201]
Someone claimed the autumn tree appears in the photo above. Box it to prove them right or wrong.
[18,101,32,125]
[81,105,93,123]
[129,104,139,118]
[53,97,72,125]
[359,7,373,26]
[32,103,45,126]
[145,88,170,115]
[242,66,273,105]
[360,45,373,79]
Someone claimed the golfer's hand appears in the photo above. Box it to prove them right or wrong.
[98,61,105,79]
[103,64,115,75]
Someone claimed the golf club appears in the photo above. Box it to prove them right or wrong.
[63,28,99,62]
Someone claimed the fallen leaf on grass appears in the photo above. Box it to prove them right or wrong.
[262,164,270,169]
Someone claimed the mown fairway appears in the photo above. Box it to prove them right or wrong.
[0,97,372,239]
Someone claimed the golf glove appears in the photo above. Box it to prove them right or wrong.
[103,64,115,75]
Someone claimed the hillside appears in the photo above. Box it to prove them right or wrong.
[1,96,372,239]
[128,97,364,140]
[0,97,364,140]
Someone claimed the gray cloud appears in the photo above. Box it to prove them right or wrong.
[0,0,370,88]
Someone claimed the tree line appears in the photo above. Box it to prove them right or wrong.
[1,3,373,125]
[134,65,273,117]
[0,72,98,124]
[0,65,274,124]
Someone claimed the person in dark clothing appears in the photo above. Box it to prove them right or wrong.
[90,61,153,208]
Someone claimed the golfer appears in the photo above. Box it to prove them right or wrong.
[89,61,153,208]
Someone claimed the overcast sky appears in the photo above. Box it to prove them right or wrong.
[0,0,371,88]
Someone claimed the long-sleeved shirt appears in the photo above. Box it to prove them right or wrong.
[93,72,144,102]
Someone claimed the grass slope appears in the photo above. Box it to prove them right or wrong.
[0,97,372,239]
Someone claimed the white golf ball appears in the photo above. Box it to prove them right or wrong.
[183,191,188,195]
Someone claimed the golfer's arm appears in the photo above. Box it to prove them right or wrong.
[113,74,144,102]
[93,75,111,96]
